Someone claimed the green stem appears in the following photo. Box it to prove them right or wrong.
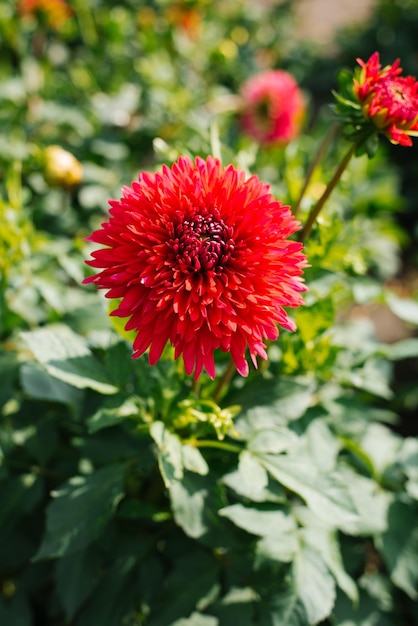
[212,357,236,403]
[191,376,201,397]
[0,271,7,338]
[184,438,242,454]
[293,122,339,217]
[298,141,358,243]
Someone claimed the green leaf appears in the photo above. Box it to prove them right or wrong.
[360,423,402,476]
[223,452,284,504]
[0,591,32,626]
[344,358,393,400]
[258,454,358,527]
[259,585,307,626]
[87,395,139,433]
[256,531,298,565]
[75,550,141,626]
[35,464,125,559]
[169,475,210,539]
[385,292,418,326]
[0,353,19,408]
[338,468,390,535]
[230,378,315,436]
[182,444,209,476]
[171,612,218,626]
[20,362,84,410]
[0,473,44,530]
[305,419,340,472]
[55,548,100,620]
[150,421,184,487]
[21,325,119,394]
[215,587,257,626]
[383,337,418,360]
[398,438,418,500]
[294,544,336,624]
[219,503,296,538]
[146,549,219,626]
[238,451,269,493]
[380,499,418,600]
[248,428,298,455]
[296,510,358,603]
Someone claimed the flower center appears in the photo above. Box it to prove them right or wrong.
[381,78,418,124]
[172,212,234,273]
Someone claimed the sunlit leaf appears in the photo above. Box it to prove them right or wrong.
[258,454,358,527]
[294,544,336,624]
[21,326,119,394]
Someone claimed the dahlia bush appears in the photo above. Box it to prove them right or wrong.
[1,2,418,626]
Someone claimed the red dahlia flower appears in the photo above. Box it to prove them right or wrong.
[84,156,307,379]
[354,52,418,146]
[240,70,305,145]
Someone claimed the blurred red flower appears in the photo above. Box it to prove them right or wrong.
[240,70,305,146]
[354,52,418,146]
[84,156,307,379]
[18,0,72,30]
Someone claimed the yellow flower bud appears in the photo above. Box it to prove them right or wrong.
[43,145,83,189]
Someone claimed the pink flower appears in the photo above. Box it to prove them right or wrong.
[354,52,418,146]
[240,70,305,145]
[84,156,307,379]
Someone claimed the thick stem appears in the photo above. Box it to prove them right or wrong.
[293,122,339,217]
[299,141,358,243]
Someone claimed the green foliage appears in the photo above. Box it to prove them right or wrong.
[1,1,417,625]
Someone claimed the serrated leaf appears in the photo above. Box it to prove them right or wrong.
[258,454,358,527]
[35,464,125,559]
[87,396,138,433]
[150,421,184,486]
[21,326,118,394]
[294,545,336,624]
